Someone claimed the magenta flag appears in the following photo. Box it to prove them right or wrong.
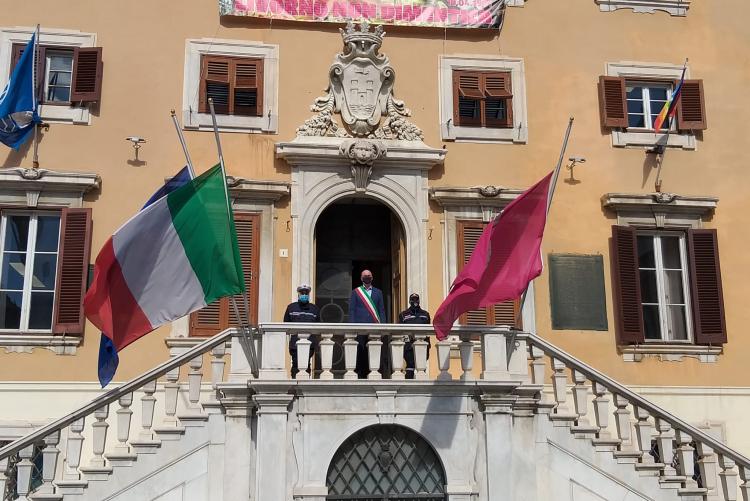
[433,171,553,340]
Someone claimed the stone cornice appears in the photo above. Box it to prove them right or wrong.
[601,192,718,216]
[429,186,524,208]
[0,167,100,195]
[276,136,445,170]
[226,177,290,202]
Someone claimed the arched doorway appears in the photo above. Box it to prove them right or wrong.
[314,197,406,324]
[326,424,447,500]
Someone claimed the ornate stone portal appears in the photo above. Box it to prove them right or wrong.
[297,21,423,142]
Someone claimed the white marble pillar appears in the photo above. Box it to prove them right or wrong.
[253,393,294,500]
[481,395,516,501]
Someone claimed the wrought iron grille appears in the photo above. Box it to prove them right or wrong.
[326,425,447,501]
[1,441,43,501]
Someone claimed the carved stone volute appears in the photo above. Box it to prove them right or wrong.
[339,139,387,192]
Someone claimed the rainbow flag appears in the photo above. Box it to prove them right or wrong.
[653,66,686,132]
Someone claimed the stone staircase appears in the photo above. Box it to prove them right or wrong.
[0,324,747,501]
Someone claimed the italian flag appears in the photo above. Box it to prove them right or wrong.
[84,164,245,352]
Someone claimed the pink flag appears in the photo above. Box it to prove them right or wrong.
[433,171,553,340]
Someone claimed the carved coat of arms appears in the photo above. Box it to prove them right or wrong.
[297,21,423,141]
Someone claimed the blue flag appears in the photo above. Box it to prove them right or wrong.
[97,165,193,387]
[0,32,40,149]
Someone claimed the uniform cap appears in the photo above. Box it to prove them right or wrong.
[297,283,312,293]
[409,293,420,301]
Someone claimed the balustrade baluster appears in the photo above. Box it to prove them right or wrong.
[15,444,35,499]
[436,339,452,381]
[611,395,643,464]
[210,343,227,399]
[80,405,112,480]
[319,333,334,380]
[656,419,677,477]
[696,442,719,496]
[529,345,553,413]
[549,358,575,425]
[591,383,619,451]
[154,366,185,440]
[413,335,429,380]
[459,334,474,381]
[0,457,9,498]
[633,407,655,466]
[675,430,699,489]
[738,465,750,501]
[390,334,406,380]
[719,455,738,501]
[343,333,358,380]
[105,394,137,466]
[571,370,595,435]
[131,381,160,453]
[35,430,61,496]
[56,418,87,494]
[178,355,209,426]
[367,333,382,380]
[295,333,312,380]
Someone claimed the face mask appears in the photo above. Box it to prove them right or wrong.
[362,276,373,285]
[298,294,309,304]
[409,301,419,309]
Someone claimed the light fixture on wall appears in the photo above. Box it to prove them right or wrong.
[125,136,147,161]
[565,156,586,185]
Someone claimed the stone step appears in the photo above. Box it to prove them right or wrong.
[79,465,113,482]
[177,412,210,427]
[153,425,186,441]
[658,475,687,490]
[55,479,88,496]
[677,486,708,500]
[613,449,643,464]
[105,451,138,468]
[634,461,666,477]
[130,438,162,455]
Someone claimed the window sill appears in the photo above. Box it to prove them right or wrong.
[182,111,277,134]
[612,129,695,150]
[620,343,721,363]
[595,0,691,16]
[441,124,528,144]
[0,334,81,355]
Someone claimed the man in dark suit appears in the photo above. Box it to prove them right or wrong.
[348,269,386,378]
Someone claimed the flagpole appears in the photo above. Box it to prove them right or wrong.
[170,109,195,178]
[651,58,688,192]
[508,117,575,364]
[207,97,259,378]
[31,25,40,169]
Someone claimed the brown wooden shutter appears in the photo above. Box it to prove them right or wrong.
[70,47,103,103]
[687,229,726,344]
[199,55,230,114]
[610,225,644,344]
[457,220,521,328]
[10,43,24,74]
[52,208,93,335]
[598,76,628,128]
[453,70,482,127]
[233,58,263,117]
[190,212,260,336]
[10,43,45,100]
[676,79,707,131]
[484,71,513,128]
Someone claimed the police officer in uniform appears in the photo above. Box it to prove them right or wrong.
[284,284,321,378]
[398,293,431,379]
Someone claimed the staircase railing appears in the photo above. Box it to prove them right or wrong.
[521,331,749,500]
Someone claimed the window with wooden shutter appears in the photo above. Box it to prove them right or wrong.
[452,70,513,129]
[456,220,521,328]
[190,212,260,336]
[199,55,263,117]
[11,43,103,105]
[687,229,726,344]
[598,76,628,128]
[52,208,93,335]
[676,79,707,131]
[611,225,645,344]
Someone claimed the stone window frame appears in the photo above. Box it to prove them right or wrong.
[0,167,99,355]
[606,61,696,150]
[182,38,279,134]
[0,27,97,125]
[602,192,722,363]
[439,55,528,144]
[595,0,691,16]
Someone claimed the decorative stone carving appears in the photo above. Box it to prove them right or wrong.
[477,185,503,197]
[652,192,678,204]
[296,21,423,141]
[20,167,44,180]
[340,139,387,192]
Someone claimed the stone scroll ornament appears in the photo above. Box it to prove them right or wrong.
[297,21,424,141]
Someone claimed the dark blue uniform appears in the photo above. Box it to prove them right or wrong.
[284,301,320,377]
[398,306,431,379]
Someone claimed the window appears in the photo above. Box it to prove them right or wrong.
[636,232,692,341]
[439,56,527,144]
[190,212,259,336]
[199,55,263,117]
[599,62,706,149]
[183,38,278,133]
[452,70,512,129]
[611,225,726,347]
[10,44,103,106]
[457,220,520,328]
[0,208,91,336]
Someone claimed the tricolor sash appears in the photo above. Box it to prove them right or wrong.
[354,286,381,323]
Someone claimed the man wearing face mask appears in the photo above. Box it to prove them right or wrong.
[348,269,386,378]
[398,293,431,379]
[284,284,321,378]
